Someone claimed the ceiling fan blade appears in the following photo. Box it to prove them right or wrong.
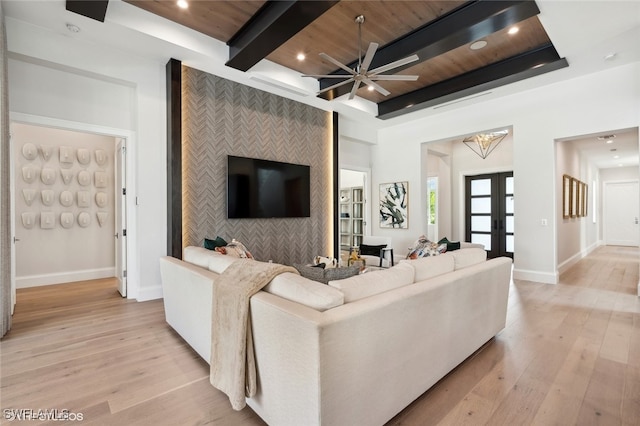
[360,42,379,74]
[348,80,362,100]
[302,74,354,79]
[319,53,357,76]
[368,54,419,75]
[317,77,355,94]
[369,74,419,81]
[363,78,390,97]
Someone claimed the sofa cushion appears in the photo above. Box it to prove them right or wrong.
[263,272,344,311]
[294,263,360,284]
[450,247,487,270]
[328,262,415,302]
[183,246,218,268]
[400,253,455,282]
[207,254,240,274]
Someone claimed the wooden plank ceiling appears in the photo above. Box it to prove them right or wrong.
[124,0,568,119]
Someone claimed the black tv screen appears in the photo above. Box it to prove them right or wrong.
[227,155,311,218]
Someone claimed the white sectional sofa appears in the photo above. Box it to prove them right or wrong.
[159,246,512,426]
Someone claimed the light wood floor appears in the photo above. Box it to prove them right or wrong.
[1,246,639,425]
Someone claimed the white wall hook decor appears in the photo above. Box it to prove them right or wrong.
[60,190,73,207]
[97,211,108,227]
[41,189,55,206]
[60,212,74,229]
[77,148,91,165]
[22,189,36,206]
[59,146,74,164]
[95,171,107,188]
[77,191,90,208]
[95,149,107,166]
[41,168,56,185]
[40,145,53,161]
[40,212,55,229]
[22,166,37,184]
[60,169,74,185]
[95,192,107,207]
[78,211,91,228]
[78,170,91,186]
[21,212,35,229]
[22,143,38,160]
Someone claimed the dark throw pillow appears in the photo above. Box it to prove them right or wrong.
[438,237,461,251]
[359,244,386,257]
[204,236,228,250]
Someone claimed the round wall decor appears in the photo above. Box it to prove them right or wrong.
[60,190,74,207]
[78,212,91,228]
[78,170,91,186]
[22,143,38,160]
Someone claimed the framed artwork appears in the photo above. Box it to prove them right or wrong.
[562,174,572,218]
[379,181,408,229]
[571,177,579,218]
[582,182,588,217]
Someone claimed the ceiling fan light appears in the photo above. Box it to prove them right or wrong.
[177,0,188,10]
[296,53,305,61]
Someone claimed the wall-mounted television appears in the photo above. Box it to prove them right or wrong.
[227,155,311,219]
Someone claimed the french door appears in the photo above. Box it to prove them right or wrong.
[465,172,514,259]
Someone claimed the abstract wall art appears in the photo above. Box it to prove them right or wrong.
[379,181,408,229]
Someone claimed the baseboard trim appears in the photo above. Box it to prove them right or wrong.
[136,285,163,302]
[557,242,601,276]
[513,268,557,284]
[16,267,115,288]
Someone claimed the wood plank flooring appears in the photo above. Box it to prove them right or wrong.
[1,246,638,425]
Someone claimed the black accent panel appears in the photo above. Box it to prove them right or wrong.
[226,0,338,72]
[166,59,182,259]
[378,44,568,119]
[332,112,339,259]
[65,0,109,22]
[319,0,540,100]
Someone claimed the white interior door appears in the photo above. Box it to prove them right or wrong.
[604,180,640,246]
[115,139,127,297]
[9,129,16,313]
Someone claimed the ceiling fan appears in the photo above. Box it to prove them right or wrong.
[303,15,419,100]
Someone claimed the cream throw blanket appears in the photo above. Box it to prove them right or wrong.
[210,259,297,410]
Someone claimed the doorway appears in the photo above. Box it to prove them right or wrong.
[10,119,129,301]
[604,180,640,246]
[465,172,514,259]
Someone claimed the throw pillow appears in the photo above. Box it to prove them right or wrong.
[224,239,253,259]
[438,237,461,252]
[204,236,227,250]
[294,264,360,284]
[406,235,446,259]
[359,244,387,257]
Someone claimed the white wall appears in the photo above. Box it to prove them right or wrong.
[7,18,166,300]
[12,123,115,287]
[376,63,640,284]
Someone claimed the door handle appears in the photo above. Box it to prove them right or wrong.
[13,237,20,243]
[635,217,638,225]
[493,220,498,230]
[115,232,119,239]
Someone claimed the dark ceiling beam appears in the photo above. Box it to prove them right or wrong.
[226,0,339,72]
[319,0,540,100]
[377,44,568,120]
[65,0,109,22]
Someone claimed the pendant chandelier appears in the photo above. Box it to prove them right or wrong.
[463,130,508,159]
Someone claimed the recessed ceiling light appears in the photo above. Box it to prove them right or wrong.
[613,155,620,159]
[603,52,617,61]
[606,139,614,144]
[597,134,616,140]
[177,0,188,9]
[66,23,80,33]
[296,53,305,61]
[533,63,545,69]
[470,40,487,50]
[508,27,519,35]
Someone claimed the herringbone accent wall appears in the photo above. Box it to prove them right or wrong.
[181,66,332,265]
